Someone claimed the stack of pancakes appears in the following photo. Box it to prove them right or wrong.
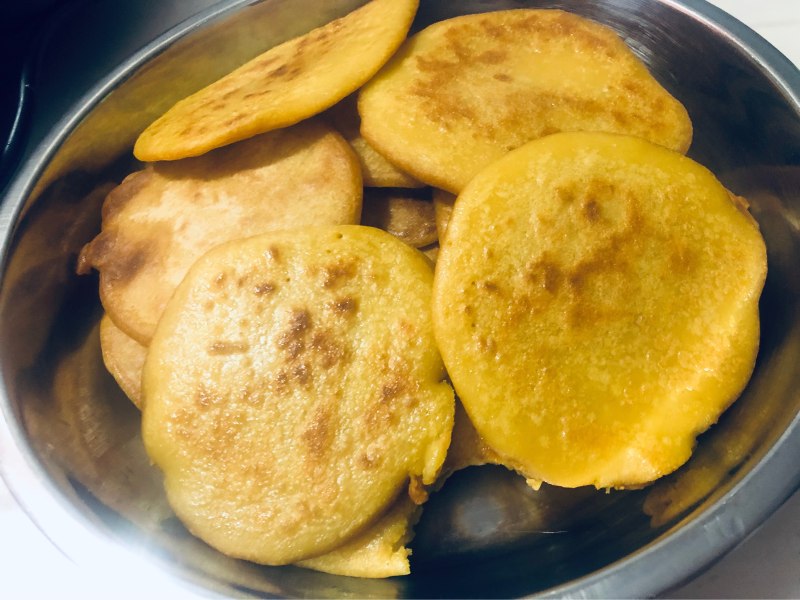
[75,0,766,577]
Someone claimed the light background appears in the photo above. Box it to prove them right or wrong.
[0,0,798,598]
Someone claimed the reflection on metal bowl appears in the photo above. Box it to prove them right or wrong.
[0,0,799,597]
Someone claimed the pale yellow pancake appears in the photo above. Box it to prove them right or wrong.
[99,314,147,409]
[325,94,423,188]
[142,225,454,565]
[359,9,693,193]
[432,131,766,489]
[78,119,361,344]
[134,0,419,161]
[297,496,420,577]
[361,187,437,248]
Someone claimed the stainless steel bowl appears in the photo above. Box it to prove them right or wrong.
[1,0,799,597]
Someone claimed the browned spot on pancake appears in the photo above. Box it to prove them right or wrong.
[302,405,333,460]
[310,332,348,369]
[358,451,379,470]
[255,54,279,69]
[277,310,312,360]
[556,187,576,205]
[669,242,697,274]
[223,115,245,128]
[408,11,644,143]
[194,383,222,409]
[621,78,646,96]
[381,376,407,401]
[322,260,357,288]
[253,281,276,295]
[282,309,311,339]
[478,49,508,64]
[238,386,264,407]
[293,362,312,386]
[397,319,416,339]
[207,340,249,355]
[329,297,358,315]
[273,370,289,394]
[519,11,617,56]
[172,406,197,441]
[265,245,281,263]
[566,207,644,327]
[214,272,227,287]
[525,256,562,294]
[269,64,290,78]
[365,402,394,428]
[584,199,601,223]
[478,279,501,294]
[278,338,304,360]
[478,335,497,354]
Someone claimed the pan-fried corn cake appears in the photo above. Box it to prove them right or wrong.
[432,131,766,490]
[100,314,147,409]
[78,119,361,345]
[142,225,454,565]
[359,9,693,193]
[134,0,419,162]
[99,306,422,577]
[325,94,423,188]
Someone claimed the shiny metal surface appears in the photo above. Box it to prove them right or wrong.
[0,0,799,597]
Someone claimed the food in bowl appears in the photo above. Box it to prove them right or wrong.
[133,0,420,161]
[358,8,693,193]
[77,119,362,345]
[432,130,766,489]
[74,0,767,579]
[141,225,454,568]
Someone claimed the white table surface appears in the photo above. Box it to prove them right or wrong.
[1,0,799,598]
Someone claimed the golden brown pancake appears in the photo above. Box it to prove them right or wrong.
[78,119,361,344]
[98,302,423,577]
[134,0,420,161]
[432,131,766,489]
[142,225,454,565]
[360,187,437,248]
[359,9,693,193]
[99,314,147,409]
[325,94,423,188]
